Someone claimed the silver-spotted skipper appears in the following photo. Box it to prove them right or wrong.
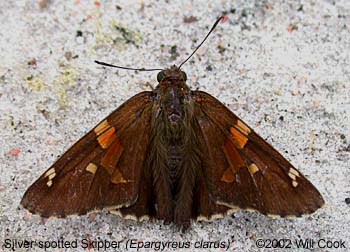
[21,16,324,231]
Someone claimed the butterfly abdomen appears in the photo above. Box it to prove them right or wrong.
[168,145,182,184]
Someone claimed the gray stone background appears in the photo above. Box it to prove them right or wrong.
[0,0,349,251]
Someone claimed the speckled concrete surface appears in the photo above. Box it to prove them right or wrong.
[0,0,349,251]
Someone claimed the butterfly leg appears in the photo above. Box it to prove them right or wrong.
[139,81,155,91]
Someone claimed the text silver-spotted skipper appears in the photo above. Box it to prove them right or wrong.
[21,16,324,231]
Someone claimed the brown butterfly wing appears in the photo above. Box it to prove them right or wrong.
[193,91,324,218]
[21,91,153,218]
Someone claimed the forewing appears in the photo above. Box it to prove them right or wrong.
[21,91,153,217]
[193,91,324,217]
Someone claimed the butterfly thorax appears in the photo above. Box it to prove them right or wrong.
[156,65,190,125]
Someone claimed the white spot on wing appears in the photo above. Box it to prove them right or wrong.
[44,168,55,178]
[86,163,98,174]
[288,172,296,180]
[289,167,300,177]
[48,173,56,180]
[248,163,259,175]
[235,120,251,135]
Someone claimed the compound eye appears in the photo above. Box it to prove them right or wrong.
[181,71,187,81]
[157,71,165,82]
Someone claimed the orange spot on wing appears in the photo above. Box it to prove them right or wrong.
[229,127,248,149]
[99,138,128,184]
[101,138,123,175]
[221,138,245,183]
[111,168,129,184]
[221,168,235,183]
[223,138,245,171]
[97,127,116,149]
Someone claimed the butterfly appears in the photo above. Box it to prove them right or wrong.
[21,16,324,231]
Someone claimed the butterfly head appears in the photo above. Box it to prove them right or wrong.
[157,65,187,83]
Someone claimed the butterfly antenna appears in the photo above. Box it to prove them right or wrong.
[94,60,163,71]
[178,16,227,69]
